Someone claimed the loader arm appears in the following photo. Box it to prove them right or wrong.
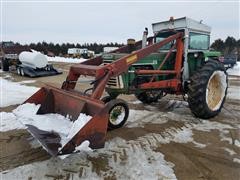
[62,32,183,99]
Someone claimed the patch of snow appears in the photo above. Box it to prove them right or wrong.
[170,127,193,143]
[13,103,73,139]
[59,140,93,159]
[233,158,240,164]
[234,139,240,147]
[75,140,93,152]
[220,133,233,144]
[0,112,25,131]
[194,120,233,132]
[106,138,177,180]
[227,62,240,76]
[131,100,142,104]
[127,109,236,149]
[126,109,168,128]
[148,127,206,149]
[227,86,240,100]
[47,56,87,63]
[223,148,236,156]
[3,74,12,78]
[13,103,92,148]
[192,120,236,147]
[18,80,36,84]
[64,113,92,146]
[0,77,39,107]
[193,141,207,148]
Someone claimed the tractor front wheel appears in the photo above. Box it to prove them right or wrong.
[105,99,129,130]
[188,60,228,119]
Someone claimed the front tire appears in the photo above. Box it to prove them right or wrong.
[188,60,228,119]
[105,99,129,130]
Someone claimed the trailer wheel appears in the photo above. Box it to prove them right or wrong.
[2,58,9,71]
[20,68,25,76]
[188,60,228,119]
[17,67,21,75]
[106,99,129,130]
[135,90,163,104]
[17,67,24,76]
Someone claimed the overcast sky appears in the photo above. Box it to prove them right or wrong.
[1,0,239,44]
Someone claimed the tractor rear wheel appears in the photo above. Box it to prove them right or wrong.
[188,60,228,119]
[105,99,129,130]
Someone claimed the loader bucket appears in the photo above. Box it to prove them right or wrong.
[22,85,109,156]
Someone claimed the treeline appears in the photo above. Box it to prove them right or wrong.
[25,42,124,56]
[211,36,240,58]
[14,36,239,58]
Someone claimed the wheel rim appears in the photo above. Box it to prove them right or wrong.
[109,105,126,125]
[206,71,227,111]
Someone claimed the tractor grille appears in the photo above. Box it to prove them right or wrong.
[107,76,124,89]
[103,61,124,89]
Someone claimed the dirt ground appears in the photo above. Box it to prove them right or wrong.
[0,62,240,180]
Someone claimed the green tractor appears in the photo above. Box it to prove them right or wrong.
[21,17,228,154]
[102,17,227,123]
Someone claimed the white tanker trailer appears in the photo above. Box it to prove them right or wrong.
[17,51,61,77]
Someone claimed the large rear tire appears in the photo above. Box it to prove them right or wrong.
[188,60,228,119]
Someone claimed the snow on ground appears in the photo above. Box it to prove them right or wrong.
[223,147,237,156]
[127,106,238,148]
[1,133,177,180]
[74,140,93,152]
[233,158,240,164]
[47,56,87,63]
[2,107,236,179]
[227,86,240,100]
[227,62,240,76]
[1,101,239,179]
[18,80,36,84]
[126,109,162,128]
[0,77,39,107]
[0,112,25,131]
